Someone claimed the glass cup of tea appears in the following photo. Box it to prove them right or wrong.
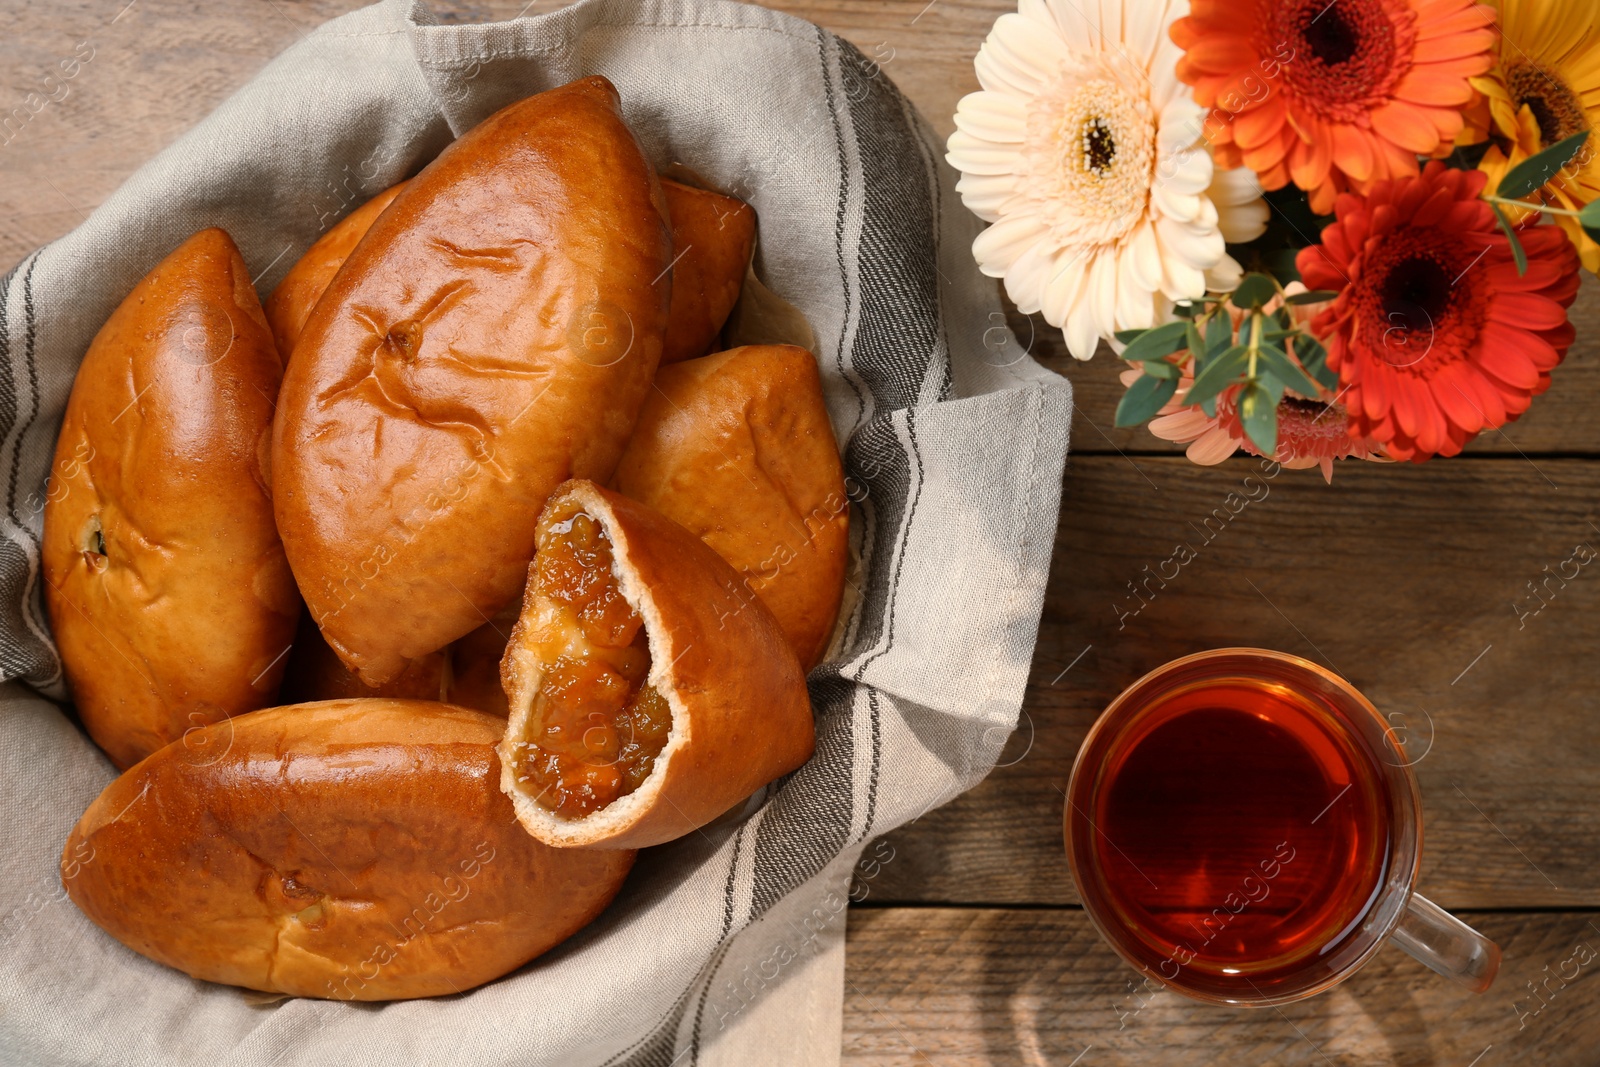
[1064,647,1500,1006]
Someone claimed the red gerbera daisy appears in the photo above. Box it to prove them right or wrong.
[1296,161,1580,461]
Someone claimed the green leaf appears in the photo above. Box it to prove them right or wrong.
[1255,342,1322,397]
[1204,313,1232,357]
[1115,373,1179,427]
[1194,310,1232,381]
[1581,200,1600,242]
[1497,130,1591,200]
[1141,359,1180,380]
[1295,335,1338,391]
[1119,320,1190,362]
[1284,289,1339,305]
[1184,344,1249,411]
[1260,372,1286,405]
[1230,273,1278,310]
[1113,328,1147,344]
[1489,201,1529,276]
[1173,297,1222,319]
[1237,381,1278,457]
[1185,323,1206,362]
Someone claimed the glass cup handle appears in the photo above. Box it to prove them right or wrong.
[1389,892,1501,992]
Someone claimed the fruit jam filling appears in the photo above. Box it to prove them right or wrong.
[515,507,671,818]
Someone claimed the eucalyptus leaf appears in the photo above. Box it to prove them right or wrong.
[1498,130,1591,200]
[1256,342,1322,396]
[1183,344,1249,411]
[1295,335,1338,391]
[1115,373,1179,427]
[1582,200,1600,242]
[1174,297,1222,319]
[1489,201,1529,276]
[1230,273,1277,310]
[1204,313,1232,357]
[1284,289,1339,305]
[1260,372,1286,404]
[1119,320,1190,362]
[1237,381,1278,457]
[1141,359,1180,380]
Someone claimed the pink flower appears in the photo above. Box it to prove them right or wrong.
[1117,285,1384,481]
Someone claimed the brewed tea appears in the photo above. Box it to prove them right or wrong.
[1086,677,1391,988]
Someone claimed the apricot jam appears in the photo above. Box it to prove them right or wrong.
[515,508,672,818]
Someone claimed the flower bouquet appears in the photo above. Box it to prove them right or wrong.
[947,0,1599,477]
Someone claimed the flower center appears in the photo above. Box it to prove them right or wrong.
[1082,117,1117,175]
[1354,232,1482,373]
[1303,4,1361,65]
[1272,0,1410,119]
[1024,73,1156,246]
[1277,397,1358,460]
[1219,395,1356,461]
[1505,61,1590,146]
[1381,255,1454,335]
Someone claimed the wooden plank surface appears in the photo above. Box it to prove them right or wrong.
[844,908,1600,1066]
[872,457,1600,911]
[6,1,1599,1064]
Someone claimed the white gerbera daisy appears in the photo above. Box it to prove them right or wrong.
[947,0,1269,359]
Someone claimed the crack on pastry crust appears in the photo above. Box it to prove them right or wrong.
[741,402,816,550]
[320,279,472,399]
[272,78,671,683]
[424,236,529,272]
[430,344,558,381]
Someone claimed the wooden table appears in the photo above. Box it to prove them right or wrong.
[6,2,1598,1063]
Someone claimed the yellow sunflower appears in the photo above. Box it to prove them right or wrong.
[1464,0,1600,271]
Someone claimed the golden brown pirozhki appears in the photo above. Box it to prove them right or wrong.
[659,179,756,364]
[263,181,408,360]
[498,481,814,849]
[279,610,446,704]
[615,345,848,668]
[42,228,299,769]
[273,76,672,687]
[445,602,518,718]
[62,700,636,1001]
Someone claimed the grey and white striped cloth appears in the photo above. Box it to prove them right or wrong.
[0,1,1071,1064]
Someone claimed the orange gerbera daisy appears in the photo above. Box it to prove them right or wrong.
[1296,161,1580,461]
[1172,0,1497,213]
